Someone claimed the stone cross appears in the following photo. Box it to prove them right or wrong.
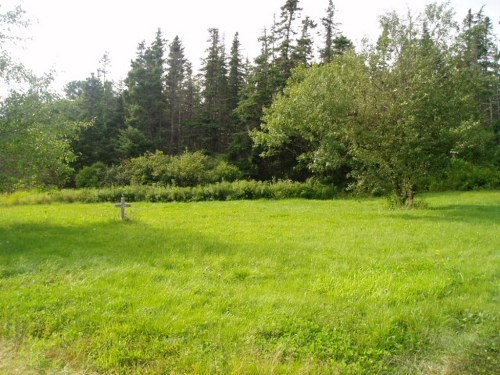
[115,196,131,220]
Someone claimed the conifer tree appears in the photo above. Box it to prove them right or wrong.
[319,0,353,63]
[319,0,337,64]
[457,7,500,160]
[200,28,230,153]
[275,0,302,87]
[228,32,245,111]
[166,36,186,153]
[292,16,317,66]
[124,29,167,151]
[179,62,201,150]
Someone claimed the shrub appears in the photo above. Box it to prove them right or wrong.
[75,162,107,188]
[103,164,132,186]
[112,151,243,188]
[206,160,243,184]
[164,151,209,186]
[126,151,171,185]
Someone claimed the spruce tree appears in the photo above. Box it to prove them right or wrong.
[200,28,230,153]
[166,36,186,153]
[292,16,317,66]
[179,62,201,150]
[65,55,123,169]
[275,0,302,88]
[228,32,245,111]
[124,30,167,151]
[319,0,353,63]
[319,0,337,64]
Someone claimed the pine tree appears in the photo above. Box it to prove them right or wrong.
[319,0,337,64]
[458,7,500,156]
[200,28,230,153]
[319,0,353,63]
[166,36,186,153]
[237,29,275,131]
[228,32,245,111]
[124,29,167,151]
[179,62,201,150]
[292,16,317,66]
[275,0,302,87]
[65,55,123,169]
[332,35,354,56]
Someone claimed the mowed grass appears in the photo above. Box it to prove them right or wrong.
[0,192,498,374]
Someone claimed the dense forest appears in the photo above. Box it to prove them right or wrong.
[1,0,499,205]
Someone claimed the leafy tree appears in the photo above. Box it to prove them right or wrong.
[0,83,87,191]
[254,3,494,206]
[252,57,362,184]
[0,4,87,191]
[0,3,30,85]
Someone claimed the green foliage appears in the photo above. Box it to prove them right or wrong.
[75,162,107,188]
[123,150,171,185]
[64,66,125,169]
[0,4,87,192]
[428,159,500,191]
[124,30,167,148]
[206,160,243,183]
[0,192,498,373]
[164,151,209,186]
[0,180,337,205]
[112,151,242,188]
[117,126,151,158]
[0,3,30,84]
[0,89,88,192]
[254,3,498,207]
[252,54,364,179]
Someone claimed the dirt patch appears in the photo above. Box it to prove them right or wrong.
[0,340,37,375]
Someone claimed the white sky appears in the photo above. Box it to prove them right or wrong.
[3,0,499,92]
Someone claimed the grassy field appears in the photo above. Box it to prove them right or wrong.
[0,191,498,374]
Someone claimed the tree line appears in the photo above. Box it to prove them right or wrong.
[65,0,354,175]
[1,1,499,204]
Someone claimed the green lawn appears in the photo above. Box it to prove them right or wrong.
[0,191,498,374]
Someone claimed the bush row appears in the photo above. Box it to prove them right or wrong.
[75,151,242,188]
[1,180,337,205]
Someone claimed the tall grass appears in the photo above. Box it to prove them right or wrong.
[0,191,498,374]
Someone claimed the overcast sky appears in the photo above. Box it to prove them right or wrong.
[3,0,499,91]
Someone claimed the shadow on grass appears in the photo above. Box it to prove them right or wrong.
[0,219,232,269]
[393,203,500,225]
